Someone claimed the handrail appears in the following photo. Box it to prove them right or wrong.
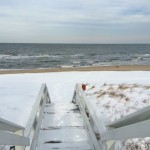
[108,105,150,128]
[101,119,150,141]
[24,83,51,150]
[0,118,25,132]
[0,131,29,146]
[72,84,104,150]
[0,118,30,146]
[0,83,51,150]
[72,83,150,150]
[101,105,150,141]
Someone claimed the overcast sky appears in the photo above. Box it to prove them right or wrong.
[0,0,150,43]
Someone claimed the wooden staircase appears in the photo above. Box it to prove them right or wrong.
[36,102,92,150]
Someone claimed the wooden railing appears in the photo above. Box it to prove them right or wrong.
[72,83,150,150]
[72,84,104,150]
[2,83,149,150]
[0,83,51,150]
[0,117,30,150]
[24,83,51,150]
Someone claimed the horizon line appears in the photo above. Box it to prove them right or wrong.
[0,42,150,44]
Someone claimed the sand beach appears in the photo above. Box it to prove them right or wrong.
[0,65,150,74]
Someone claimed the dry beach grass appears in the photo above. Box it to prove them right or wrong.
[86,83,150,149]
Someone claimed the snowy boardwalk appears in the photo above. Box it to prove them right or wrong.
[36,102,92,150]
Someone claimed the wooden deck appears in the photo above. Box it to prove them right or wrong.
[36,102,92,150]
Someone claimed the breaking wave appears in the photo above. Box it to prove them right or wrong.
[0,54,62,60]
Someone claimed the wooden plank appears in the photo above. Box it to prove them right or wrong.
[0,131,30,146]
[102,119,150,141]
[37,100,92,150]
[0,118,24,132]
[37,142,91,150]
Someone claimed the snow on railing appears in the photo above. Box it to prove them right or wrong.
[0,83,51,150]
[72,83,150,150]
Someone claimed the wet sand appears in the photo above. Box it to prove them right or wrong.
[0,65,150,74]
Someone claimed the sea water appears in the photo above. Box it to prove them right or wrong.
[0,43,150,69]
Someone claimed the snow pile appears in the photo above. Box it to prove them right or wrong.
[85,83,150,149]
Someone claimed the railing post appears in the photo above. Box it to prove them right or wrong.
[15,129,25,150]
[72,91,77,104]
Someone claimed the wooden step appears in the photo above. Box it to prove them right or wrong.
[36,102,92,150]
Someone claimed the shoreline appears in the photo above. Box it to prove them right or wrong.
[0,65,150,74]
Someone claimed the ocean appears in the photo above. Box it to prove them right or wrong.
[0,43,150,69]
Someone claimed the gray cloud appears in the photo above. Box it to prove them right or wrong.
[0,0,150,43]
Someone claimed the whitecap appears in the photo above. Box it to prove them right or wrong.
[0,54,62,60]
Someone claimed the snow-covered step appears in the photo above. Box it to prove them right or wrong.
[37,142,91,150]
[36,102,92,150]
[41,112,83,129]
[44,102,79,113]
